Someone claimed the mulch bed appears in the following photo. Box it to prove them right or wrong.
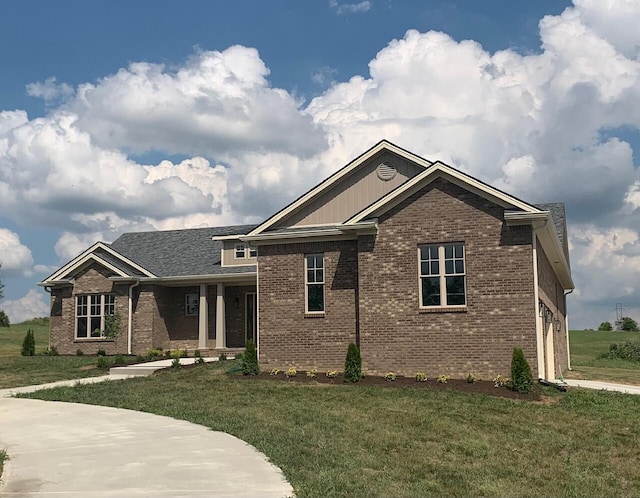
[239,371,541,401]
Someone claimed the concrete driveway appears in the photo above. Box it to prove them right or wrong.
[0,397,293,497]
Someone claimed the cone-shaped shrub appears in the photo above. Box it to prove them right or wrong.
[242,339,260,376]
[21,329,35,356]
[511,347,534,393]
[344,342,362,383]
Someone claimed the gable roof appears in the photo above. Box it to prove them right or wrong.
[535,203,566,246]
[248,140,433,236]
[41,224,258,285]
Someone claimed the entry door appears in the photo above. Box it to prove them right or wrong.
[245,293,257,345]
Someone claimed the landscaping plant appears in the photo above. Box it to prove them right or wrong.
[511,347,534,393]
[343,342,362,383]
[242,340,260,375]
[20,329,35,356]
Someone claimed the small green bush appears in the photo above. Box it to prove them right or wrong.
[344,342,363,383]
[493,374,511,388]
[242,340,260,375]
[384,372,396,382]
[270,368,280,376]
[511,348,534,393]
[218,352,227,361]
[97,349,106,357]
[415,372,427,382]
[97,356,110,369]
[326,370,339,378]
[465,372,477,383]
[76,348,84,356]
[146,348,164,360]
[437,374,450,384]
[599,341,640,362]
[233,352,243,362]
[285,367,297,378]
[41,347,59,356]
[21,329,35,356]
[307,368,318,378]
[171,357,181,369]
[194,350,205,364]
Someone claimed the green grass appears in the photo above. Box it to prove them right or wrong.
[567,330,640,384]
[24,360,640,498]
[0,318,136,389]
[0,448,7,482]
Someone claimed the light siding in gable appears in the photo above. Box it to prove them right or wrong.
[274,151,424,228]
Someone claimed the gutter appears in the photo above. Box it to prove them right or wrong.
[241,220,378,243]
[564,288,574,371]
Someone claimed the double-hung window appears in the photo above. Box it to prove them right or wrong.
[419,243,466,308]
[76,294,115,338]
[185,293,199,316]
[305,254,324,313]
[235,243,246,259]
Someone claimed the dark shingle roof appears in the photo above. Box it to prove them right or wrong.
[109,224,258,277]
[535,203,566,245]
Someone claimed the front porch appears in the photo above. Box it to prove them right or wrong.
[141,279,257,354]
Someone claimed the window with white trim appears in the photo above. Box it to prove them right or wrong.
[76,294,115,338]
[185,293,199,316]
[419,243,466,307]
[235,243,246,259]
[248,244,257,258]
[305,254,324,313]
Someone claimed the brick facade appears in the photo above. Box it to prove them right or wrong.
[258,178,540,378]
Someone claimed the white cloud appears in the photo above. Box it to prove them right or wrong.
[330,0,371,15]
[0,228,34,276]
[26,77,74,106]
[1,289,49,324]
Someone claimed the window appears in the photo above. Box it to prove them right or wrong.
[305,254,324,313]
[248,245,257,258]
[76,294,115,338]
[419,243,466,308]
[185,293,199,316]
[235,244,246,259]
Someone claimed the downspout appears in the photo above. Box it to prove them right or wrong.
[532,231,545,380]
[44,286,52,349]
[128,280,140,355]
[564,288,574,370]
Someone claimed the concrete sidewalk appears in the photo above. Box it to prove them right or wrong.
[564,378,640,395]
[0,397,293,497]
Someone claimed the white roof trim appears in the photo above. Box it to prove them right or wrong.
[247,140,432,236]
[345,162,541,225]
[211,234,249,241]
[242,220,378,243]
[42,252,129,285]
[42,241,155,283]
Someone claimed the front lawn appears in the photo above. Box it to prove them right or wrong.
[25,360,640,497]
[567,330,640,385]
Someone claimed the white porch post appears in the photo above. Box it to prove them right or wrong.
[215,283,226,349]
[198,284,208,350]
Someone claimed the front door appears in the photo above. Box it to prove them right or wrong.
[245,292,257,345]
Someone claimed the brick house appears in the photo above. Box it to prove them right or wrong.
[40,140,574,380]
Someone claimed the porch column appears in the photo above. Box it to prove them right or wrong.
[198,284,208,350]
[215,283,226,349]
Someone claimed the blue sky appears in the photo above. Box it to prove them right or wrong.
[1,0,639,328]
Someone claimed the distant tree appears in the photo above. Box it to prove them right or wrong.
[0,310,9,327]
[0,262,4,300]
[621,317,639,332]
[598,321,613,331]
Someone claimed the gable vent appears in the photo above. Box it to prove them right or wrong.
[376,161,397,181]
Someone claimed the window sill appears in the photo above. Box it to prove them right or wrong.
[304,313,325,318]
[419,306,467,314]
[74,338,114,343]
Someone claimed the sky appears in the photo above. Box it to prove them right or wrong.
[0,0,639,329]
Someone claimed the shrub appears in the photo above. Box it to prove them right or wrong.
[194,350,205,364]
[41,347,59,356]
[270,367,280,376]
[343,342,363,383]
[493,374,511,388]
[384,372,396,381]
[218,352,227,361]
[599,341,640,362]
[233,352,243,362]
[437,374,450,384]
[242,340,260,376]
[285,367,297,378]
[21,329,35,356]
[465,372,477,383]
[171,357,181,369]
[326,370,339,378]
[97,356,110,369]
[415,372,427,382]
[511,348,534,393]
[103,312,123,341]
[97,349,106,357]
[147,348,164,360]
[0,310,10,327]
[307,368,318,378]
[76,349,84,356]
[598,321,613,331]
[113,355,125,365]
